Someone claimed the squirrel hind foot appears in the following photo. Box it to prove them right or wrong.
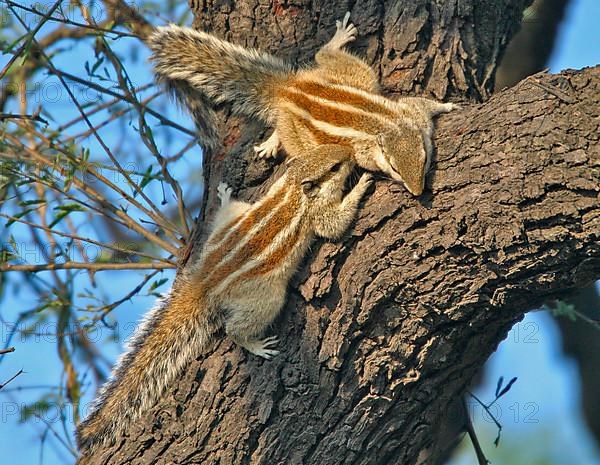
[217,182,233,205]
[435,102,460,115]
[232,335,280,359]
[325,12,357,50]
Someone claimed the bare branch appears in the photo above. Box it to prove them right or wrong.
[0,212,175,265]
[0,262,175,272]
[4,0,139,38]
[0,368,24,390]
[0,113,48,124]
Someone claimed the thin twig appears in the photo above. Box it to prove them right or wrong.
[0,262,176,272]
[0,212,175,265]
[32,413,78,457]
[0,153,134,232]
[462,397,490,465]
[91,269,163,322]
[467,390,503,444]
[48,68,196,136]
[57,82,154,133]
[529,79,575,104]
[0,113,48,124]
[0,368,24,390]
[4,0,139,38]
[0,347,16,355]
[0,0,63,80]
[63,91,161,144]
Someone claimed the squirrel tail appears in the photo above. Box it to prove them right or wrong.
[76,275,218,454]
[148,25,292,142]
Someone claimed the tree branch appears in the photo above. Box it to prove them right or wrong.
[0,262,175,272]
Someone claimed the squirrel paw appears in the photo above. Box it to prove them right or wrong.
[356,173,374,193]
[249,336,280,360]
[254,134,280,159]
[329,12,357,49]
[217,182,233,205]
[440,102,460,113]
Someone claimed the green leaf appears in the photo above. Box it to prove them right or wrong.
[47,203,86,228]
[149,278,169,292]
[497,377,518,399]
[5,208,35,227]
[18,199,46,207]
[548,300,577,321]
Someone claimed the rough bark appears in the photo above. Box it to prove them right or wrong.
[84,1,599,464]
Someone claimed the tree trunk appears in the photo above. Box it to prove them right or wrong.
[84,1,599,464]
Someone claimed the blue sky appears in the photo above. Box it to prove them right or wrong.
[1,1,599,464]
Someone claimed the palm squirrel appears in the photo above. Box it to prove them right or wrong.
[76,145,372,454]
[148,12,457,196]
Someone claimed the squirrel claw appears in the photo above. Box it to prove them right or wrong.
[255,336,280,359]
[217,182,233,205]
[254,134,280,159]
[328,12,357,50]
[359,173,373,186]
[257,348,280,360]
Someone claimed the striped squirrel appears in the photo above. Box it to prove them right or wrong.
[76,145,372,454]
[148,12,457,196]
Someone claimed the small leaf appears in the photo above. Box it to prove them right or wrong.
[498,377,517,398]
[149,278,169,292]
[48,203,86,228]
[495,376,504,398]
[18,199,46,207]
[139,166,154,189]
[5,208,35,227]
[90,56,104,75]
[549,300,577,321]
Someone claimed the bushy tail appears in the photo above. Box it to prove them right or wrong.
[147,25,292,145]
[76,277,218,454]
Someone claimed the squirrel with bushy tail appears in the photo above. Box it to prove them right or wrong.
[149,12,456,196]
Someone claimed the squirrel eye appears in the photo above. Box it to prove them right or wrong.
[302,180,314,193]
[330,162,342,173]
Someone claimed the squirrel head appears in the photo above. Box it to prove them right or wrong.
[287,145,355,199]
[376,127,427,196]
